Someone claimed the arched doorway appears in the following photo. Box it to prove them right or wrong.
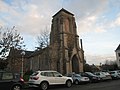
[72,55,79,73]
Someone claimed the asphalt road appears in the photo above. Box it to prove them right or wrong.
[24,79,120,90]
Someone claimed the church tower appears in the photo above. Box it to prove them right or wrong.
[50,8,84,74]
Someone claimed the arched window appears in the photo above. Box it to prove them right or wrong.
[64,18,70,32]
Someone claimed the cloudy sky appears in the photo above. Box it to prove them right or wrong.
[0,0,120,65]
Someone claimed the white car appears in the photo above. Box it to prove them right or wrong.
[103,72,112,80]
[28,70,73,90]
[109,71,120,79]
[94,72,112,81]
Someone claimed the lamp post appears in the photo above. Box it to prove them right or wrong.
[21,51,25,77]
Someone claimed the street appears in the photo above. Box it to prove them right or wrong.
[24,79,120,90]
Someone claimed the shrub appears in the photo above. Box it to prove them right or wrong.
[23,70,33,82]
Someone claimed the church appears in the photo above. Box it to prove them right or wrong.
[8,8,84,74]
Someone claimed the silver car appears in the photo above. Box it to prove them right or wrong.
[94,72,112,81]
[66,73,90,85]
[109,71,120,79]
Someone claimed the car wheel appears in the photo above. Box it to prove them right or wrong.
[12,85,21,90]
[74,80,79,85]
[89,79,92,83]
[100,78,103,81]
[66,80,72,88]
[40,82,48,90]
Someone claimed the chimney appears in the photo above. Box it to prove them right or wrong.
[80,39,83,50]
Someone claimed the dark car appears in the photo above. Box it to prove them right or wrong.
[79,72,100,83]
[0,71,25,90]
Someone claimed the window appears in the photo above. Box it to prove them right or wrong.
[47,72,54,77]
[41,72,48,76]
[41,72,54,77]
[14,73,20,79]
[95,73,100,75]
[118,53,120,57]
[2,73,13,80]
[53,72,62,77]
[109,72,115,74]
[74,74,81,77]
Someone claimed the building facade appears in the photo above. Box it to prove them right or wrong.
[49,8,84,74]
[115,44,120,68]
[8,8,84,74]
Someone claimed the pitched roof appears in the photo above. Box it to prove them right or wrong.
[29,47,49,57]
[53,8,74,17]
[8,48,34,58]
[115,44,120,51]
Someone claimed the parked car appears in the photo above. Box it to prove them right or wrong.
[117,70,120,73]
[94,72,112,81]
[102,72,112,80]
[66,73,90,85]
[109,71,120,79]
[94,72,106,81]
[28,70,73,90]
[117,70,120,75]
[79,72,100,83]
[0,71,25,90]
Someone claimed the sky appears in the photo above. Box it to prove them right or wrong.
[0,0,120,65]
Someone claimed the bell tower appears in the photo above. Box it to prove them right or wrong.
[50,8,84,74]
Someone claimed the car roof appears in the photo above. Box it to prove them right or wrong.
[0,71,6,72]
[36,70,58,72]
[0,71,21,76]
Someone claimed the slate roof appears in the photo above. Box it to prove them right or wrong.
[53,8,74,17]
[29,47,49,57]
[8,47,49,58]
[8,48,34,58]
[115,44,120,51]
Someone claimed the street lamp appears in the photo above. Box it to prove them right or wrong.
[21,51,25,77]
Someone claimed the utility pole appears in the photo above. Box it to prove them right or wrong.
[21,51,25,77]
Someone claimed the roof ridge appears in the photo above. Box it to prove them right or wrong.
[53,8,74,17]
[115,44,120,51]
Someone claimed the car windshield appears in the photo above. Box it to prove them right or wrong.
[14,73,20,79]
[109,72,115,74]
[74,74,81,77]
[95,72,100,75]
[117,70,120,73]
[86,72,95,76]
[104,72,110,75]
[2,73,13,80]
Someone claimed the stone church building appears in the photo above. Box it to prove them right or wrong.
[8,8,84,74]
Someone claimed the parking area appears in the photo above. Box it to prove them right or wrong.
[23,79,120,90]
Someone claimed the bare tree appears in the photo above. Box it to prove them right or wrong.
[102,60,118,71]
[104,60,116,65]
[0,58,8,70]
[105,60,110,65]
[0,26,25,58]
[37,27,50,49]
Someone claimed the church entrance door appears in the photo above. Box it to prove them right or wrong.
[72,55,79,73]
